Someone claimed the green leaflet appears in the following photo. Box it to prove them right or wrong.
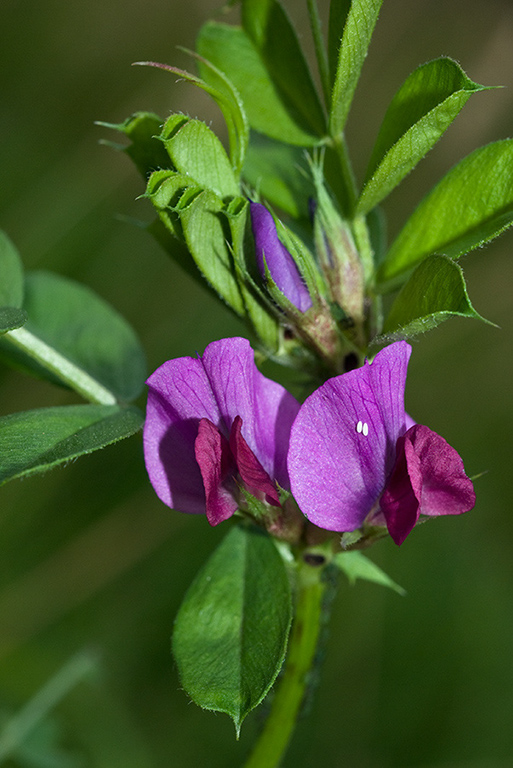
[0,229,24,308]
[334,550,405,595]
[0,404,143,486]
[358,58,487,214]
[241,0,326,137]
[380,254,492,339]
[172,525,292,734]
[197,21,321,146]
[379,139,513,287]
[160,116,239,199]
[0,271,147,403]
[0,307,27,334]
[329,0,383,137]
[97,111,171,179]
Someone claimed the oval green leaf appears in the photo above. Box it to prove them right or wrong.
[172,524,292,734]
[378,139,513,286]
[0,404,143,486]
[329,0,383,137]
[197,21,320,147]
[1,271,147,403]
[380,254,492,339]
[358,58,487,214]
[0,230,24,308]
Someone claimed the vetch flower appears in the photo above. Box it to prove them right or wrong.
[144,337,300,526]
[250,202,313,312]
[287,341,475,545]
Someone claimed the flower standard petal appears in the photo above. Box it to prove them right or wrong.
[201,337,300,489]
[250,202,312,312]
[288,342,411,531]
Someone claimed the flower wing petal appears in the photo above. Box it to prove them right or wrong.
[144,356,221,512]
[195,418,238,526]
[288,342,411,531]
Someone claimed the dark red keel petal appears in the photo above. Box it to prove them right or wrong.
[229,416,280,507]
[381,424,475,545]
[194,418,237,526]
[381,432,422,545]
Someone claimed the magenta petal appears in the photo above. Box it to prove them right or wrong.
[144,356,221,513]
[201,337,300,489]
[380,433,423,545]
[288,342,412,531]
[229,416,280,507]
[250,202,312,312]
[195,418,238,526]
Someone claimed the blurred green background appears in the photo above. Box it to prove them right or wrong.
[1,1,512,766]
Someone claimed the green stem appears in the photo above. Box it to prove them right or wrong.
[331,132,358,216]
[4,326,117,405]
[243,559,329,768]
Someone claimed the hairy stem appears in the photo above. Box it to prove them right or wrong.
[243,558,332,768]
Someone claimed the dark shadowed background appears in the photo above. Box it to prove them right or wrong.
[1,1,512,766]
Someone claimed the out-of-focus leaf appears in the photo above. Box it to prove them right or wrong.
[0,404,143,486]
[329,0,383,136]
[0,307,27,334]
[97,111,171,178]
[177,188,245,315]
[160,117,239,199]
[0,272,146,402]
[172,524,292,734]
[241,0,326,137]
[378,140,513,287]
[334,550,405,595]
[379,254,492,339]
[242,133,313,218]
[197,21,320,146]
[328,0,351,88]
[358,58,487,214]
[0,229,24,307]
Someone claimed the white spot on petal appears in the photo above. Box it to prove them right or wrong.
[362,422,369,437]
[356,420,363,433]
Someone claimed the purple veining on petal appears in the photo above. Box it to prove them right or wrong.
[250,202,312,312]
[288,342,411,532]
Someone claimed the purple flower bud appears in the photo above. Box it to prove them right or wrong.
[250,202,312,312]
[143,337,300,526]
[287,341,475,545]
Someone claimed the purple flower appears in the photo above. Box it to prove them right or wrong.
[287,341,475,545]
[143,337,300,526]
[250,202,312,312]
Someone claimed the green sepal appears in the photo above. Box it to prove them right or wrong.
[172,524,292,735]
[333,550,405,595]
[96,112,171,178]
[0,271,147,403]
[0,404,143,486]
[159,115,239,199]
[378,139,513,287]
[358,57,488,214]
[329,0,383,137]
[240,0,326,138]
[0,229,24,308]
[379,254,493,340]
[197,21,321,147]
